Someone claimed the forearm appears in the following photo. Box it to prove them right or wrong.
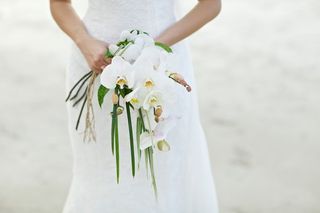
[50,0,90,44]
[156,0,221,46]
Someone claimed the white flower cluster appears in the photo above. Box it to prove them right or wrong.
[100,30,182,151]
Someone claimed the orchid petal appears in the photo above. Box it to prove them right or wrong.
[140,132,153,150]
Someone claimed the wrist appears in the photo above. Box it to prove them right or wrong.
[155,36,173,46]
[74,34,92,47]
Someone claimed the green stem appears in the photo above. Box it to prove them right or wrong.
[69,73,92,101]
[72,86,88,107]
[115,110,120,183]
[119,42,133,56]
[75,95,87,130]
[148,147,158,199]
[126,102,135,177]
[144,109,155,147]
[112,87,120,183]
[111,104,117,155]
[145,149,149,178]
[65,71,92,102]
[139,108,158,196]
[136,117,142,169]
[138,108,146,131]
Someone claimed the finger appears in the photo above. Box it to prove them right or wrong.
[92,65,102,74]
[104,57,112,65]
[94,59,106,70]
[100,64,107,70]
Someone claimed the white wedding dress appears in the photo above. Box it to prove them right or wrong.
[63,0,219,212]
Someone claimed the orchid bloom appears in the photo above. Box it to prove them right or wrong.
[108,44,119,55]
[100,56,134,89]
[124,86,144,108]
[119,30,137,42]
[143,90,163,111]
[121,33,155,62]
[140,117,177,151]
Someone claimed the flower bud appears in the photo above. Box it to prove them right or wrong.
[157,140,170,152]
[154,106,162,117]
[170,73,192,92]
[112,93,119,104]
[116,106,124,115]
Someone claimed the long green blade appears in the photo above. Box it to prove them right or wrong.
[136,117,142,169]
[148,147,158,199]
[115,109,120,183]
[145,149,149,178]
[111,104,117,155]
[126,102,135,177]
[138,108,146,131]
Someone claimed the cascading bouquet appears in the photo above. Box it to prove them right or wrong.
[65,29,191,197]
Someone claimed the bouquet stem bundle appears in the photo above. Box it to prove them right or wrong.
[65,29,191,198]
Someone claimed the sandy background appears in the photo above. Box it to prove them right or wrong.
[0,0,319,212]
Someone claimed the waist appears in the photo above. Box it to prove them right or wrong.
[82,3,176,43]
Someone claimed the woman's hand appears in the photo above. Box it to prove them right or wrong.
[76,36,111,73]
[50,0,112,72]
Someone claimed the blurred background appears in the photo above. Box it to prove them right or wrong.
[0,0,319,212]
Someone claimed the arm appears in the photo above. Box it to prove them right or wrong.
[156,0,221,46]
[50,0,109,72]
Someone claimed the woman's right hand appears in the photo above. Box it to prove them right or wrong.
[76,35,111,73]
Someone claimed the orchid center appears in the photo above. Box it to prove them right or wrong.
[144,79,154,88]
[130,97,139,104]
[116,76,127,87]
[148,96,158,106]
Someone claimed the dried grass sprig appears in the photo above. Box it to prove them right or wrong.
[83,71,98,142]
[65,70,98,142]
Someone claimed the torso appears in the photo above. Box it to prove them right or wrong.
[83,0,177,43]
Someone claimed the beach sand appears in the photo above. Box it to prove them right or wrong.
[0,0,319,212]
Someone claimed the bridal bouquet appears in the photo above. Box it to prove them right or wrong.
[66,29,191,197]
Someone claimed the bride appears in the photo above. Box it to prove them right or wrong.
[50,0,221,212]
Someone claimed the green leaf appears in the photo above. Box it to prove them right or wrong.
[130,29,140,34]
[97,85,109,108]
[119,87,132,98]
[105,49,114,58]
[111,104,117,155]
[111,88,120,184]
[126,102,135,177]
[138,108,146,131]
[115,112,120,184]
[155,42,173,53]
[148,147,158,199]
[136,117,142,169]
[145,149,149,178]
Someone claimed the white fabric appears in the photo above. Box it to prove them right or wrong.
[63,0,219,212]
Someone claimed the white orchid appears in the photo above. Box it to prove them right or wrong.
[100,56,135,89]
[119,30,137,42]
[119,33,155,62]
[121,43,143,62]
[134,54,173,89]
[140,117,177,151]
[134,33,154,48]
[124,86,145,108]
[137,46,179,74]
[142,90,163,110]
[108,44,120,55]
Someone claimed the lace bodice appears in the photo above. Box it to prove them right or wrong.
[83,0,177,43]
